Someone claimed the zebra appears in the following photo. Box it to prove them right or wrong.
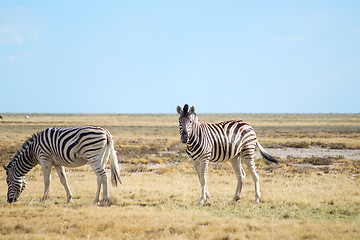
[176,104,278,204]
[3,125,122,205]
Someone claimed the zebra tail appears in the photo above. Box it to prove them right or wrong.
[109,141,122,186]
[256,141,278,164]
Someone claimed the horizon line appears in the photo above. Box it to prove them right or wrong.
[0,112,359,115]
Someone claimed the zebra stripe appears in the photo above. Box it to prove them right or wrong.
[3,126,121,205]
[177,104,278,204]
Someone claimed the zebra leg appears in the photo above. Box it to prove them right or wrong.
[89,162,109,205]
[95,175,102,204]
[40,162,52,202]
[243,149,261,204]
[54,166,72,203]
[93,170,108,205]
[230,156,246,202]
[101,172,109,205]
[193,160,210,205]
[87,144,110,205]
[99,145,111,205]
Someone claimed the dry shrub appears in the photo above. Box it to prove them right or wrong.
[284,141,309,148]
[286,164,314,174]
[353,161,360,174]
[328,142,347,149]
[154,166,178,175]
[302,156,333,165]
[166,140,186,152]
[125,164,150,173]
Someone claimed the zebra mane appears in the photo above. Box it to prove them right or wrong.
[21,134,38,149]
[7,133,38,169]
[182,104,189,115]
[181,104,197,119]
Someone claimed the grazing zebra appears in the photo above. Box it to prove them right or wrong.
[3,125,122,205]
[176,104,278,204]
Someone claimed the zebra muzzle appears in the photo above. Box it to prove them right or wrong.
[181,133,188,143]
[7,197,17,203]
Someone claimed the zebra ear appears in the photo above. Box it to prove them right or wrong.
[3,165,8,172]
[189,106,195,115]
[176,105,182,115]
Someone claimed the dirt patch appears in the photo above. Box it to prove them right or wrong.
[258,147,360,160]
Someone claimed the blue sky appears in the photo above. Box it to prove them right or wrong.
[1,1,359,113]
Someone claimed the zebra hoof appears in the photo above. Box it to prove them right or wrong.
[197,200,211,206]
[232,196,240,202]
[99,199,110,206]
[66,196,73,203]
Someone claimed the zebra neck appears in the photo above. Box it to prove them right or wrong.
[11,142,38,176]
[187,122,205,151]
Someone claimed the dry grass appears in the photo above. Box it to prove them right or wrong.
[0,167,359,239]
[0,113,359,239]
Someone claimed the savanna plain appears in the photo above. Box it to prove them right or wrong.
[0,113,359,240]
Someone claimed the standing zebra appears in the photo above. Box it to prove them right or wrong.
[3,125,122,205]
[176,104,278,204]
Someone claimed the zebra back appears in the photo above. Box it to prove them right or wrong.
[37,126,109,165]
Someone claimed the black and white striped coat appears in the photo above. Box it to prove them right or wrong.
[177,104,278,204]
[3,126,121,204]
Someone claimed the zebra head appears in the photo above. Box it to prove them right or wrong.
[176,104,196,143]
[3,164,27,203]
